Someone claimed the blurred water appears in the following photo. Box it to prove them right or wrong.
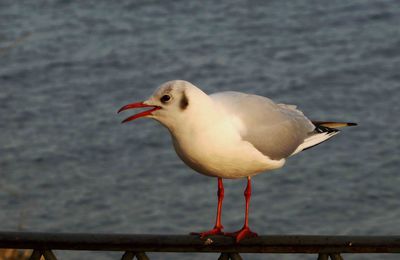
[0,1,399,259]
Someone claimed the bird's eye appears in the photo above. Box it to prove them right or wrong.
[160,95,171,103]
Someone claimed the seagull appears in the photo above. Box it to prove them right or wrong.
[118,80,356,242]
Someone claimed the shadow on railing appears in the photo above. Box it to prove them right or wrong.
[1,231,400,260]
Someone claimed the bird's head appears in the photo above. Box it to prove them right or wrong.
[118,80,208,130]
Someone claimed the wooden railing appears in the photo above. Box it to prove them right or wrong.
[1,232,400,259]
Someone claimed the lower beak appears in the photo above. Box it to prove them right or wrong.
[117,101,161,123]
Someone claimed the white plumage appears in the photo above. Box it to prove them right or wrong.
[124,80,345,178]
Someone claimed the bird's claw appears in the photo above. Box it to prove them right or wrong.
[191,226,224,239]
[224,226,258,242]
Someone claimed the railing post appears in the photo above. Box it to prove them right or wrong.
[121,251,135,260]
[318,253,329,260]
[43,250,58,260]
[329,253,344,260]
[218,253,230,260]
[229,253,243,260]
[218,253,243,260]
[29,249,43,260]
[121,251,149,260]
[136,252,149,260]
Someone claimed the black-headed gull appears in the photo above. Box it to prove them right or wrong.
[118,80,356,242]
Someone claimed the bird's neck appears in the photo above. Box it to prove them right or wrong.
[171,97,224,139]
[169,99,241,159]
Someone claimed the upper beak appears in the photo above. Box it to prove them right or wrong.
[117,101,161,123]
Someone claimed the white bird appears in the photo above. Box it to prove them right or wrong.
[118,80,356,242]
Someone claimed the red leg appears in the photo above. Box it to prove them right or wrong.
[225,176,258,242]
[191,178,224,238]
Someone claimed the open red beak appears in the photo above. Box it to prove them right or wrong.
[117,102,161,123]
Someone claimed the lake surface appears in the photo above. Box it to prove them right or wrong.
[1,1,399,259]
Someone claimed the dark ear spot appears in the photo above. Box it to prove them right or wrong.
[180,92,189,110]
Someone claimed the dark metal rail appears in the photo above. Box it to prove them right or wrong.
[1,232,400,259]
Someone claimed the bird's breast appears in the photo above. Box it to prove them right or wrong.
[170,121,284,179]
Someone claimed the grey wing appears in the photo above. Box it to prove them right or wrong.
[211,92,315,160]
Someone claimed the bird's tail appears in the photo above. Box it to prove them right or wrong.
[291,121,357,156]
[312,121,358,129]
